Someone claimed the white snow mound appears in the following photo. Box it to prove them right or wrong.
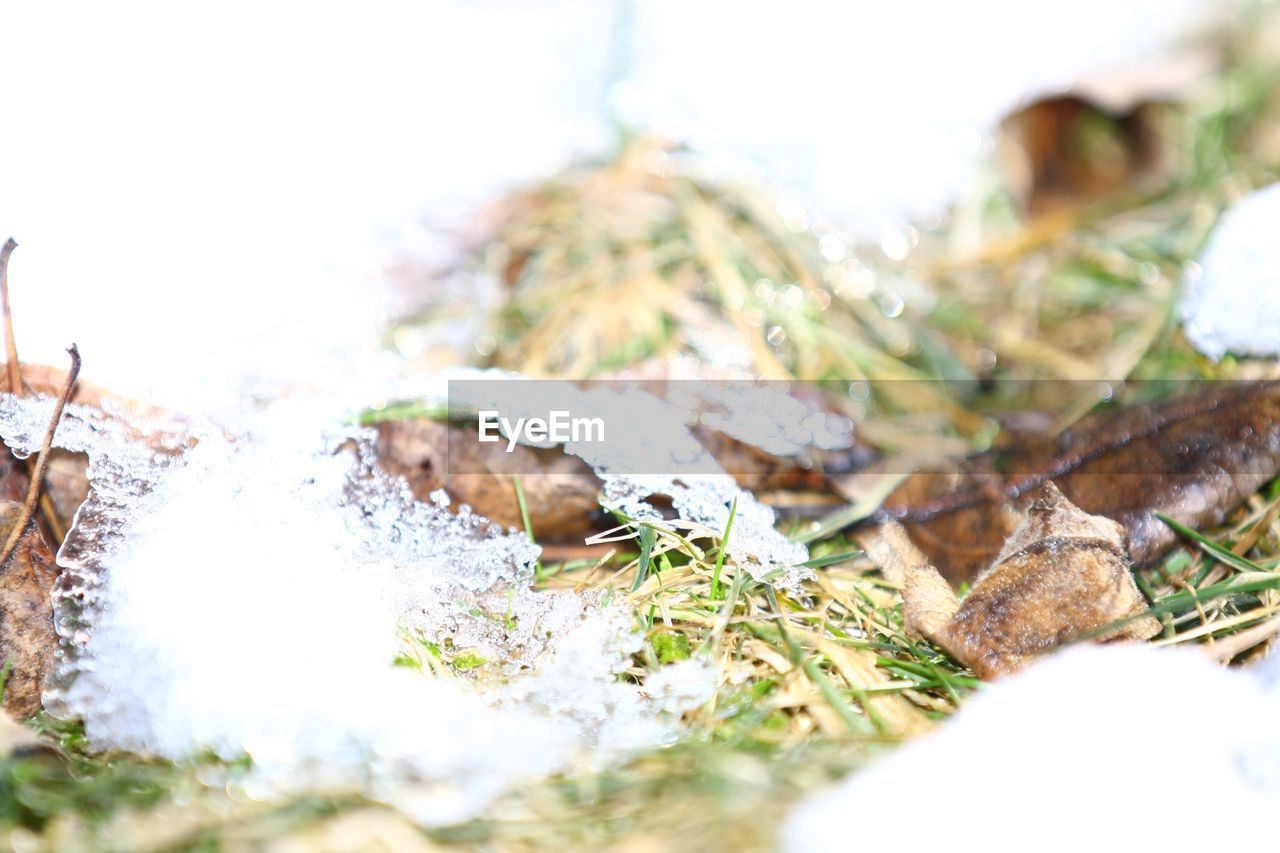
[784,643,1280,851]
[1180,182,1280,359]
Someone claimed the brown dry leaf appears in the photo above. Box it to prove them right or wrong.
[372,401,865,540]
[38,449,90,535]
[690,424,856,493]
[899,482,1161,680]
[0,446,90,542]
[998,50,1212,214]
[373,418,602,538]
[0,501,60,718]
[1000,95,1167,215]
[878,381,1280,586]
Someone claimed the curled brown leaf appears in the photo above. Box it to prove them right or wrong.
[899,482,1161,679]
[878,381,1280,586]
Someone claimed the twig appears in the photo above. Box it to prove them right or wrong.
[0,346,80,570]
[1,238,67,543]
[0,238,20,394]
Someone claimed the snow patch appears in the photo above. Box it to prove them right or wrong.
[1180,183,1280,359]
[0,393,713,825]
[1,1,1228,411]
[783,643,1280,851]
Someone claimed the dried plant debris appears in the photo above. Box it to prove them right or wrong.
[996,45,1215,216]
[393,137,936,382]
[373,416,602,538]
[0,349,81,718]
[890,483,1160,679]
[1000,95,1168,215]
[447,376,813,591]
[878,380,1280,586]
[0,502,60,717]
[369,379,861,540]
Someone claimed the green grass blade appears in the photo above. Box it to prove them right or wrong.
[1156,512,1267,573]
[630,524,659,593]
[710,497,739,600]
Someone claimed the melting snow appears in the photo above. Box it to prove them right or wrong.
[783,643,1280,850]
[1179,182,1280,360]
[0,392,714,825]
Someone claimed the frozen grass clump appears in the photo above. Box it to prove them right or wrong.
[0,393,712,825]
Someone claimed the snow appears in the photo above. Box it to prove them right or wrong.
[622,0,1221,235]
[0,1,1226,411]
[783,643,1280,851]
[0,0,1252,829]
[1179,183,1280,359]
[0,393,713,825]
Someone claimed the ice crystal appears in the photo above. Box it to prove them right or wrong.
[0,393,712,825]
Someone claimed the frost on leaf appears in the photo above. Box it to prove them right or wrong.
[0,393,713,826]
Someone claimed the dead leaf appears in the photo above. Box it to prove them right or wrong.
[39,449,91,535]
[900,482,1161,679]
[1000,95,1167,215]
[373,418,603,538]
[0,501,59,718]
[998,50,1213,215]
[876,381,1280,586]
[373,404,867,540]
[690,423,851,492]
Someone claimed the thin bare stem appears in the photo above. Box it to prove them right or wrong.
[0,345,80,569]
[0,238,19,394]
[0,238,68,543]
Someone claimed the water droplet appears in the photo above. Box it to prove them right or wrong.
[777,198,810,233]
[818,234,847,263]
[878,292,905,318]
[880,230,910,261]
